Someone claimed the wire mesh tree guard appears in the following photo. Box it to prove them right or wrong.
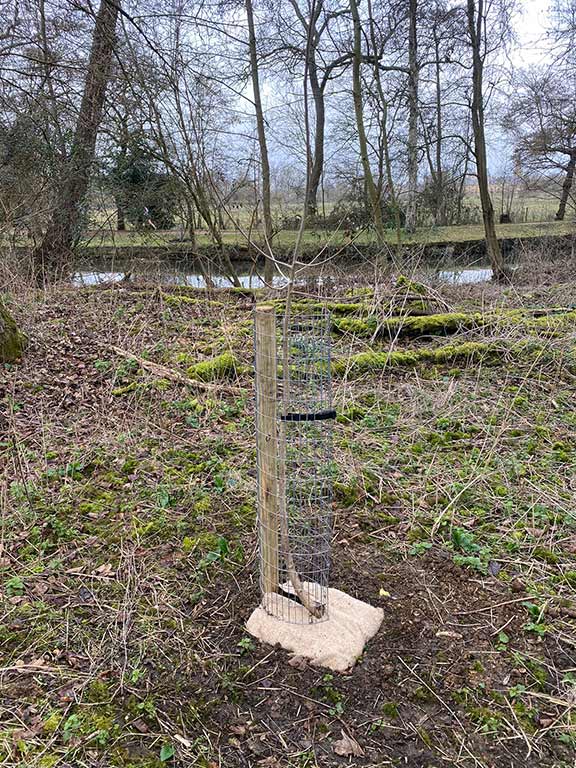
[254,304,335,624]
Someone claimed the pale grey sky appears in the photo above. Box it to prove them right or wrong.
[514,0,550,65]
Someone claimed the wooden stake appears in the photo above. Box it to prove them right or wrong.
[255,305,279,594]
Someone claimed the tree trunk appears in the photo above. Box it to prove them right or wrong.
[433,28,446,226]
[349,0,386,247]
[405,0,419,234]
[0,301,25,362]
[116,199,126,231]
[245,0,275,284]
[305,56,325,219]
[32,0,120,280]
[555,149,576,220]
[186,198,196,248]
[467,0,504,280]
[367,0,402,251]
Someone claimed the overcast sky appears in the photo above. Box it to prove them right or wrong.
[515,0,550,65]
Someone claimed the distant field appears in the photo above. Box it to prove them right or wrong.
[2,191,573,253]
[68,218,576,251]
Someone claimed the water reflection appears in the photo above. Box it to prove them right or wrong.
[71,262,496,289]
[437,267,493,284]
[71,270,276,288]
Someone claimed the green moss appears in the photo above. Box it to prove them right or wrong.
[121,457,139,475]
[38,756,59,768]
[183,531,220,554]
[333,312,484,339]
[112,381,142,396]
[563,571,576,587]
[412,686,433,702]
[334,480,363,507]
[272,298,369,316]
[133,511,169,538]
[0,299,25,362]
[163,293,224,308]
[521,657,548,689]
[396,274,428,295]
[77,491,115,516]
[187,352,239,381]
[194,494,212,515]
[381,702,399,718]
[231,501,254,527]
[334,307,576,341]
[85,678,113,703]
[42,712,62,734]
[332,341,501,377]
[333,316,379,336]
[323,301,368,315]
[533,546,560,564]
[336,405,367,423]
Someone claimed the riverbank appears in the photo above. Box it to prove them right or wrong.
[2,228,574,293]
[2,276,576,767]
[3,219,574,271]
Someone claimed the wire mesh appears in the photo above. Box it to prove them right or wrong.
[254,305,334,624]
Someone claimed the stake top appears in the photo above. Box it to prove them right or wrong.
[255,304,275,315]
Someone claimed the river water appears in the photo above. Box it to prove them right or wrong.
[71,259,495,288]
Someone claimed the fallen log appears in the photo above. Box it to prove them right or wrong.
[111,346,244,395]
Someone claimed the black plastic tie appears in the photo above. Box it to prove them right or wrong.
[280,409,337,422]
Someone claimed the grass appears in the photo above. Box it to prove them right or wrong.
[2,270,576,767]
[4,219,575,255]
[74,219,575,250]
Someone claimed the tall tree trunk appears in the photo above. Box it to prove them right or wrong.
[245,0,274,284]
[467,0,504,280]
[305,57,325,219]
[287,0,325,220]
[555,149,576,220]
[367,0,402,251]
[433,28,445,226]
[32,0,120,279]
[405,0,419,233]
[349,0,386,247]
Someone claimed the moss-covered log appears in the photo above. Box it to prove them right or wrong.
[331,340,545,377]
[0,301,25,362]
[162,293,225,309]
[333,312,483,338]
[187,351,240,381]
[333,308,576,340]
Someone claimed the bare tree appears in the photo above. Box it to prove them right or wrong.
[246,0,275,282]
[418,1,469,226]
[505,70,576,221]
[404,0,419,232]
[365,0,403,245]
[465,0,505,279]
[349,0,386,245]
[32,0,120,278]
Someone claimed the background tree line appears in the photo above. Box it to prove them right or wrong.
[0,0,575,281]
